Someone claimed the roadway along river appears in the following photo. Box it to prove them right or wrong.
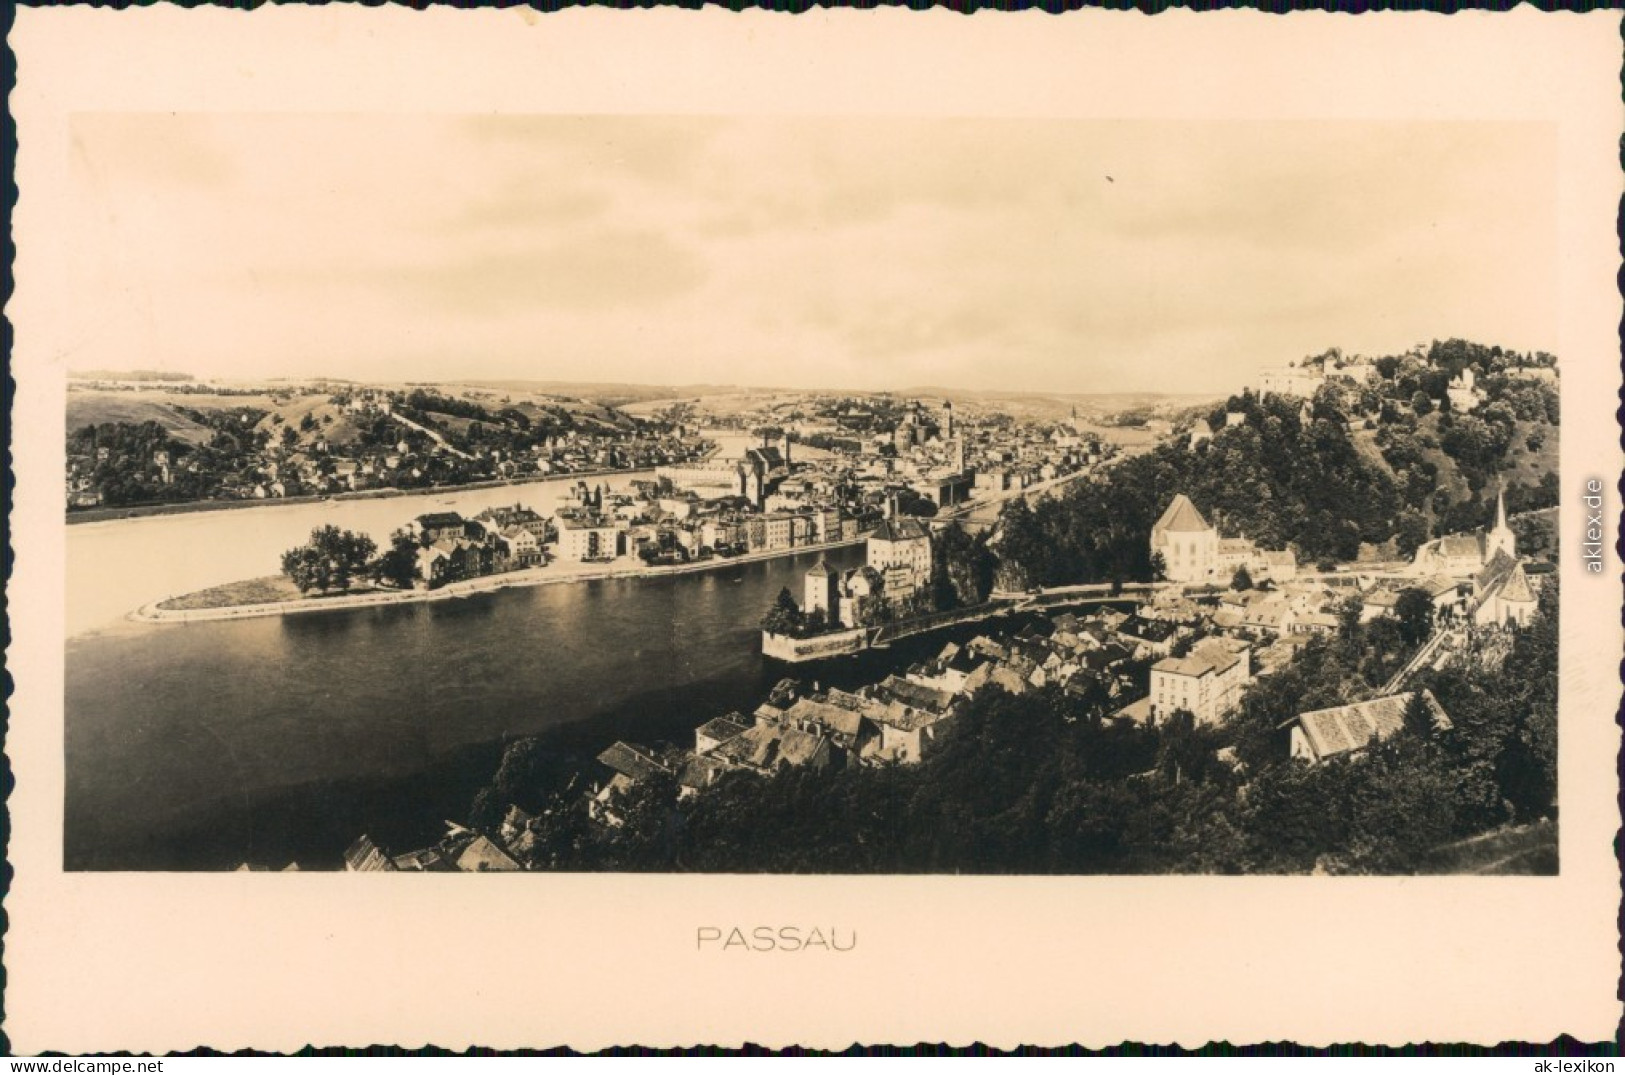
[66,474,874,870]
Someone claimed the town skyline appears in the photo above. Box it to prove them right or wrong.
[59,114,1558,395]
[69,366,1237,403]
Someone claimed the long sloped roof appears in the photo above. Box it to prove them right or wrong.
[870,518,930,543]
[1496,562,1536,604]
[1475,548,1518,593]
[596,741,670,781]
[1153,494,1211,534]
[1296,690,1450,760]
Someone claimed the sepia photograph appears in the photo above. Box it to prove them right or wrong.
[62,114,1562,876]
[9,6,1621,1053]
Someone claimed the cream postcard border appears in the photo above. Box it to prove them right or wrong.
[7,7,1622,1051]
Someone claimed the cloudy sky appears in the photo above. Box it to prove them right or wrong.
[60,114,1556,394]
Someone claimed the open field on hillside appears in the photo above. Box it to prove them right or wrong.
[66,393,220,445]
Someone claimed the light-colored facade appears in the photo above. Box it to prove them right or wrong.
[657,463,744,499]
[866,518,932,600]
[1150,494,1218,582]
[804,557,839,619]
[559,518,622,561]
[1258,366,1325,398]
[1147,638,1251,726]
[1446,368,1482,412]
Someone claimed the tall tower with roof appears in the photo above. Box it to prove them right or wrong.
[804,555,839,619]
[1485,481,1516,563]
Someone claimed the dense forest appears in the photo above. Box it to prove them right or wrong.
[469,580,1555,875]
[996,339,1558,588]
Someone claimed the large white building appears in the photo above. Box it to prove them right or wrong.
[558,517,622,561]
[804,556,839,620]
[867,517,933,601]
[1150,494,1296,584]
[1472,550,1539,628]
[1150,495,1220,582]
[1257,365,1326,398]
[656,462,745,499]
[1147,637,1252,726]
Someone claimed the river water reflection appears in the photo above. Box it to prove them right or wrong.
[64,476,866,869]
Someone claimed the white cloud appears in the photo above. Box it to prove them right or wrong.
[59,114,1557,393]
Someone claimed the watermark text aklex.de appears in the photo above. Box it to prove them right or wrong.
[1582,477,1606,572]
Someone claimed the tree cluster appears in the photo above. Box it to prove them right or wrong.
[995,338,1560,589]
[280,525,378,594]
[999,392,1400,587]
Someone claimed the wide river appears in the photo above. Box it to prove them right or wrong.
[65,470,871,870]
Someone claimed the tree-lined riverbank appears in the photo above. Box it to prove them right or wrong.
[67,542,870,870]
[132,538,866,624]
[66,465,657,525]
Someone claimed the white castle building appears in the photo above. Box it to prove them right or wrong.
[803,518,934,628]
[1149,494,1295,584]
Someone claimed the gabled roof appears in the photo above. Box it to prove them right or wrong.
[1154,637,1249,679]
[1294,689,1450,761]
[747,445,785,469]
[1240,601,1294,629]
[343,835,397,872]
[873,699,949,732]
[1475,548,1519,593]
[1494,562,1536,604]
[962,662,996,694]
[784,697,866,739]
[697,715,751,746]
[454,834,522,872]
[777,726,831,767]
[678,753,731,790]
[714,723,783,768]
[989,666,1030,695]
[1417,575,1462,599]
[1153,494,1211,534]
[596,741,671,782]
[1436,534,1486,560]
[1114,696,1155,724]
[869,517,930,543]
[806,555,836,577]
[877,674,955,713]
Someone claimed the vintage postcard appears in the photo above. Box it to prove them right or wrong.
[6,5,1621,1052]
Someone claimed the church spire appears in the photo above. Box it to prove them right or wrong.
[1486,478,1516,562]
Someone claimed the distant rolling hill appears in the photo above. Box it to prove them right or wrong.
[66,393,217,446]
[455,380,738,409]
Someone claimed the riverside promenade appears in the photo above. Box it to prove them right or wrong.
[130,537,864,625]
